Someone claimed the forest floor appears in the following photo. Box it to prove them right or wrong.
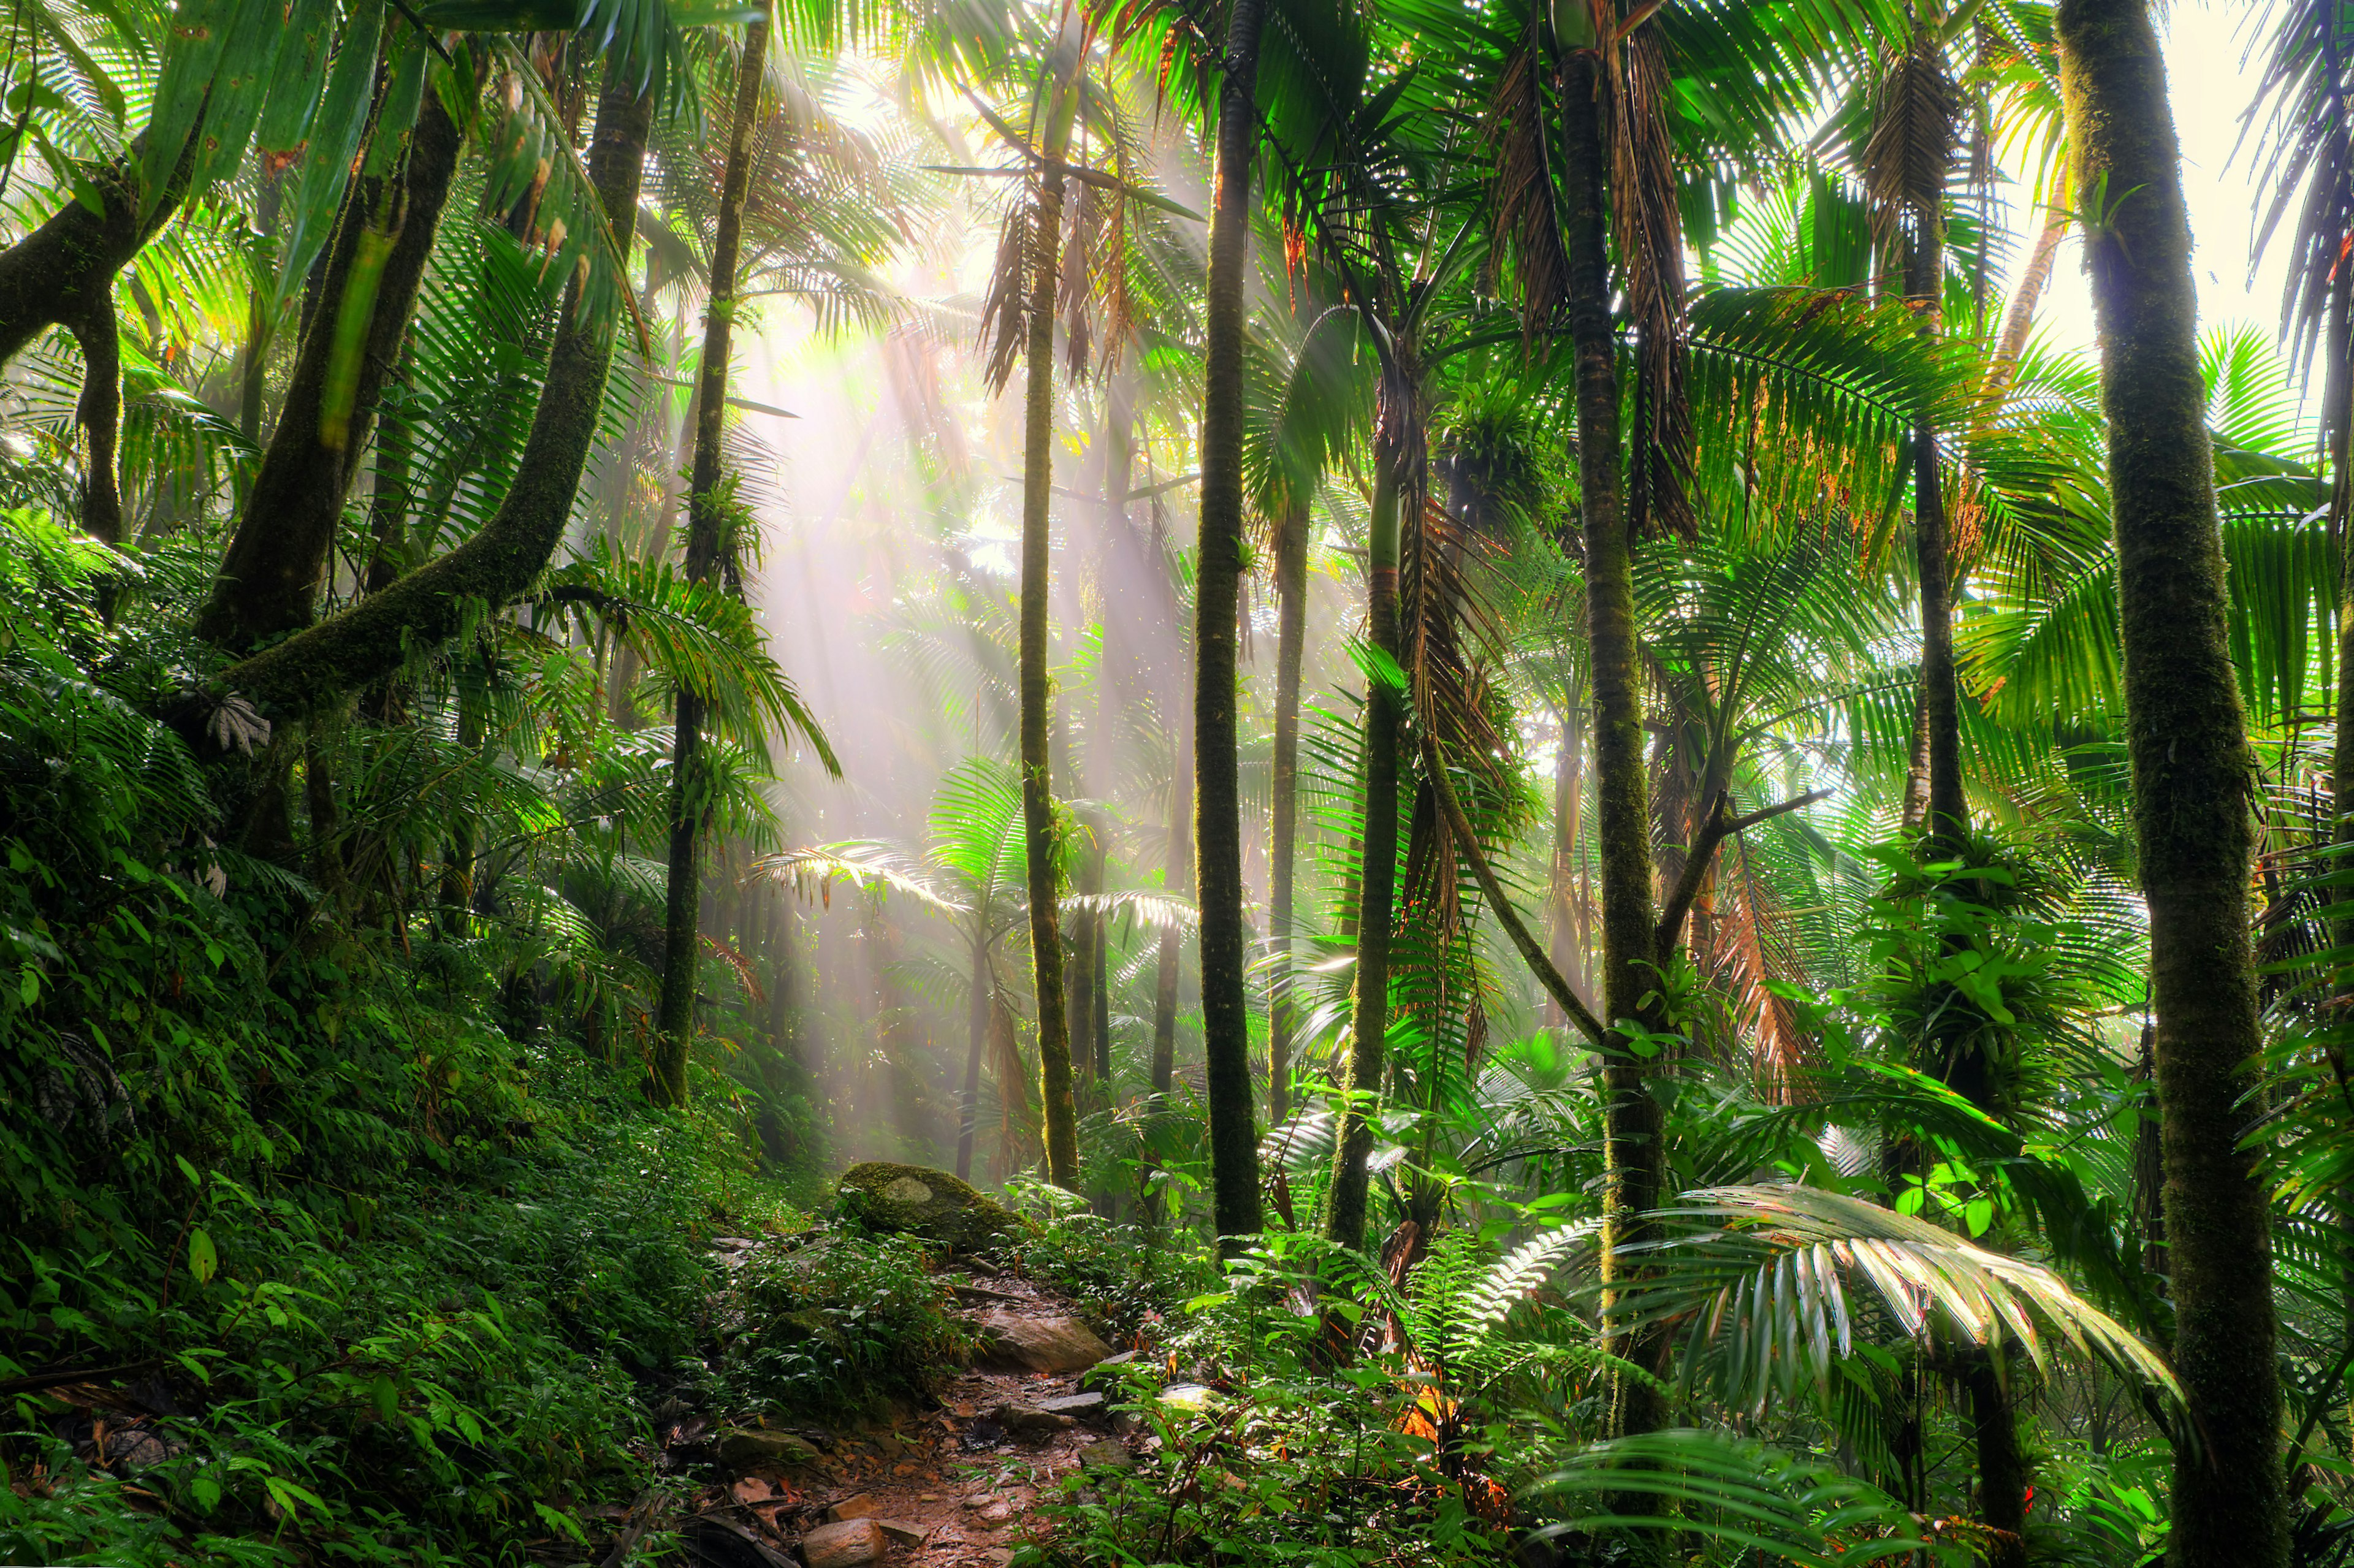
[644,1246,1137,1568]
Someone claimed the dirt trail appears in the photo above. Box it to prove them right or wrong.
[675,1257,1137,1568]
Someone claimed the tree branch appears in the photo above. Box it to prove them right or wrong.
[1653,788,1831,962]
[1420,729,1607,1048]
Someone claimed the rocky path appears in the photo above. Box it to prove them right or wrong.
[669,1257,1138,1568]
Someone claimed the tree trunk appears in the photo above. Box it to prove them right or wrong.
[1269,497,1309,1124]
[1019,47,1083,1189]
[1564,47,1665,1439]
[196,90,462,651]
[1193,0,1272,1252]
[1325,429,1403,1256]
[1546,706,1591,1020]
[217,74,651,719]
[650,20,769,1109]
[0,138,191,370]
[67,296,123,546]
[1153,677,1192,1101]
[958,924,991,1181]
[1906,166,1966,856]
[2056,3,2288,1563]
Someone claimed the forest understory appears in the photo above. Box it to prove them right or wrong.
[6,0,2354,1561]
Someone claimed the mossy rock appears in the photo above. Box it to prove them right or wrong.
[834,1162,1029,1254]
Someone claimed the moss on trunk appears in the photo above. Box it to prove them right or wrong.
[1269,498,1309,1124]
[650,20,770,1109]
[218,76,651,718]
[2057,1,2288,1561]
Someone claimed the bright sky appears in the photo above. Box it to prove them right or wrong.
[2034,0,2290,355]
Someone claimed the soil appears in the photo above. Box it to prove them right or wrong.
[671,1259,1138,1568]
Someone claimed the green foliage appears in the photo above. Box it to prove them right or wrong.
[709,1227,972,1417]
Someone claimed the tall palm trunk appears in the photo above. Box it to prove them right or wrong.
[1546,705,1591,1019]
[2056,4,2288,1564]
[1268,497,1309,1123]
[1019,51,1083,1188]
[1194,0,1273,1249]
[649,20,769,1107]
[957,924,990,1181]
[1153,684,1192,1100]
[1564,47,1664,1438]
[1325,412,1404,1255]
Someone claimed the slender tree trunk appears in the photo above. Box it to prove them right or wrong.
[650,19,769,1108]
[1194,0,1272,1250]
[1153,682,1192,1100]
[958,924,991,1181]
[238,175,284,447]
[1907,173,1966,856]
[1325,433,1403,1255]
[217,73,652,718]
[2057,4,2288,1564]
[1546,706,1591,1019]
[1986,200,2068,404]
[197,91,463,650]
[1564,47,1665,1439]
[1019,48,1083,1188]
[1269,498,1309,1124]
[67,296,122,546]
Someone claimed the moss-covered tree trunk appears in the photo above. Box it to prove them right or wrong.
[197,91,462,650]
[2057,2,2288,1562]
[1018,54,1083,1189]
[1192,0,1271,1251]
[1546,704,1590,1021]
[1563,47,1664,1439]
[1268,497,1309,1123]
[649,20,769,1108]
[0,136,192,370]
[1324,421,1403,1256]
[218,74,651,717]
[67,296,123,546]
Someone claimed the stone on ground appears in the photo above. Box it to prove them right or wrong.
[834,1162,1029,1254]
[991,1401,1076,1440]
[801,1518,888,1568]
[876,1518,928,1545]
[970,1308,1110,1372]
[1037,1391,1105,1417]
[718,1428,820,1468]
[825,1492,878,1521]
[1076,1438,1133,1471]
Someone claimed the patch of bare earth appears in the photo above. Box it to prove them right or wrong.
[669,1262,1138,1568]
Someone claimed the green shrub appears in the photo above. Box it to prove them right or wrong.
[709,1227,973,1418]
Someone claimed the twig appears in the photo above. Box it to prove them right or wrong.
[1653,788,1832,962]
[1419,731,1607,1047]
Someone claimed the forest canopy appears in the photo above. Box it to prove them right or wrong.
[0,0,2339,1564]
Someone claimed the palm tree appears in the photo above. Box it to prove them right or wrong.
[1189,0,1273,1257]
[650,17,772,1108]
[2055,1,2289,1562]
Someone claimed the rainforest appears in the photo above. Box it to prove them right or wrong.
[0,0,2337,1562]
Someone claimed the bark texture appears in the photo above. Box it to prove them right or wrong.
[219,76,652,717]
[0,143,186,370]
[1268,498,1309,1124]
[650,20,769,1108]
[1324,444,1402,1256]
[1193,0,1270,1250]
[67,296,123,546]
[2057,2,2287,1562]
[1018,51,1082,1189]
[1564,48,1664,1439]
[197,92,463,650]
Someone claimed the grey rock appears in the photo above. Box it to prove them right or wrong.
[875,1518,929,1545]
[1038,1391,1107,1417]
[992,1401,1078,1439]
[971,1309,1111,1373]
[1076,1439,1134,1472]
